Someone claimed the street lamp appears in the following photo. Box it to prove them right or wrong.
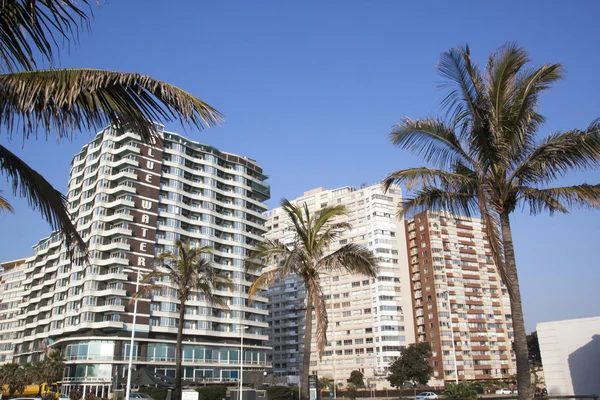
[123,268,141,400]
[327,273,337,400]
[443,291,459,384]
[238,325,249,398]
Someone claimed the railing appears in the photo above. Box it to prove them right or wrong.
[64,355,270,365]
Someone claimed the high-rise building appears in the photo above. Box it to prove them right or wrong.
[405,211,515,383]
[0,258,27,364]
[264,185,415,388]
[12,125,270,396]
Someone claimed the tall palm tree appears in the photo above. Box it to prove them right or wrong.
[134,240,231,400]
[383,43,600,400]
[0,1,223,251]
[247,200,379,400]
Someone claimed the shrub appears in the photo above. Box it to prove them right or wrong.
[84,392,97,400]
[266,386,299,400]
[444,382,481,400]
[196,386,228,400]
[347,383,358,400]
[69,390,82,400]
[139,387,168,400]
[43,393,56,400]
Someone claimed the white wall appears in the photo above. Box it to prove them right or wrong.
[537,316,600,396]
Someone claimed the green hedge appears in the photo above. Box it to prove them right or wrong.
[139,387,169,400]
[196,386,228,400]
[266,386,299,400]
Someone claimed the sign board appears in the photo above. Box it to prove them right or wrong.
[181,390,198,400]
[308,375,320,400]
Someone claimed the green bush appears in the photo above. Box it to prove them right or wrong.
[196,386,228,400]
[266,386,299,400]
[69,390,82,400]
[444,382,481,400]
[84,392,97,400]
[139,387,168,400]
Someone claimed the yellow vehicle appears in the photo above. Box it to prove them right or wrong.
[0,383,59,399]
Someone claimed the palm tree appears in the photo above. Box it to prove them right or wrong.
[0,363,27,396]
[40,350,66,384]
[0,1,223,251]
[247,200,379,400]
[134,240,231,400]
[383,43,600,400]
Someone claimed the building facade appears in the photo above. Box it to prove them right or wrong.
[537,316,600,396]
[12,126,270,396]
[0,258,27,364]
[406,211,515,383]
[264,185,415,388]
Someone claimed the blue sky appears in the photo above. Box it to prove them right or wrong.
[1,1,599,332]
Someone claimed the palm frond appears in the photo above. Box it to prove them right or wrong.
[313,222,353,253]
[312,205,350,251]
[313,204,348,233]
[0,0,91,72]
[246,239,290,270]
[139,270,168,285]
[319,243,379,277]
[517,184,600,215]
[0,68,224,144]
[476,194,508,289]
[248,267,284,301]
[438,44,484,130]
[132,283,164,300]
[389,117,472,169]
[0,190,14,214]
[382,167,475,192]
[308,278,328,358]
[487,43,529,131]
[505,63,564,161]
[0,144,84,251]
[511,122,600,185]
[399,186,479,219]
[282,199,310,246]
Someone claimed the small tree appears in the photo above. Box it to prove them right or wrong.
[387,343,433,397]
[347,370,364,388]
[527,332,542,367]
[387,356,407,395]
[0,363,27,396]
[318,376,332,390]
[347,383,358,400]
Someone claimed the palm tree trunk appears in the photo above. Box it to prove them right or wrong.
[499,213,532,400]
[301,292,313,400]
[174,300,186,400]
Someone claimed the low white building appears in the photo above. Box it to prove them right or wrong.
[537,316,600,396]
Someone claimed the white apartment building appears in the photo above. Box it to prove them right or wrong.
[0,258,27,364]
[264,185,415,388]
[12,125,270,397]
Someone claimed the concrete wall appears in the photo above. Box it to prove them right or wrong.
[537,316,600,396]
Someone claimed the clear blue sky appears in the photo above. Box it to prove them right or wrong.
[1,1,598,332]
